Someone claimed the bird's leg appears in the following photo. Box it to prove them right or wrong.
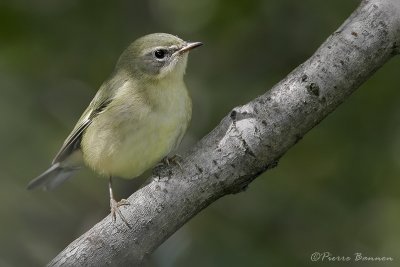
[109,176,131,228]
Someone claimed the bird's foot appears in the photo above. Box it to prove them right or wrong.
[161,154,183,169]
[153,155,183,181]
[110,198,131,228]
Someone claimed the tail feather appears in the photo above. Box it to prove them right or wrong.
[27,163,78,190]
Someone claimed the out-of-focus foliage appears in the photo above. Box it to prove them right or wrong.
[1,0,400,266]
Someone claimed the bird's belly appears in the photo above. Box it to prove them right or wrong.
[82,110,189,178]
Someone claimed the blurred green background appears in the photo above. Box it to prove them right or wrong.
[1,0,400,266]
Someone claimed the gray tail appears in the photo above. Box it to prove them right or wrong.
[27,163,78,190]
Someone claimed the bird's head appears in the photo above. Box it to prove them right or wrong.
[117,33,202,81]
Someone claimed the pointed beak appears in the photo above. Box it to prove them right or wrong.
[178,41,203,54]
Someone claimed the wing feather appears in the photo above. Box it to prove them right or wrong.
[51,74,127,164]
[52,95,114,164]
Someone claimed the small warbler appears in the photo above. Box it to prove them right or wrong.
[27,33,202,226]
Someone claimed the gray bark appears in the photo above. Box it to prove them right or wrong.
[49,0,400,266]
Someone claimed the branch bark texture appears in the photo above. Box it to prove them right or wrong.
[49,0,400,266]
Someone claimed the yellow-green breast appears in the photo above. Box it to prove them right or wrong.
[81,78,191,178]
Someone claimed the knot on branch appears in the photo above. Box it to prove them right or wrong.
[225,106,258,159]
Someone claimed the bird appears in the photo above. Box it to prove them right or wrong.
[27,33,202,227]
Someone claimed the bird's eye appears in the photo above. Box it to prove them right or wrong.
[154,49,166,59]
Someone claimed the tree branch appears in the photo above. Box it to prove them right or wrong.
[49,0,400,266]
